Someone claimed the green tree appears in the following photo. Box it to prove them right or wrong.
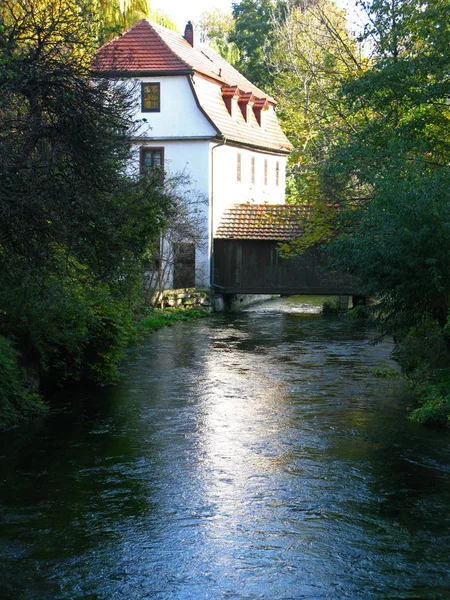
[271,0,364,206]
[324,0,450,424]
[91,0,177,43]
[0,0,172,400]
[230,0,290,90]
[197,8,240,65]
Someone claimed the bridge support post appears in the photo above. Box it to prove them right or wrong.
[339,295,350,311]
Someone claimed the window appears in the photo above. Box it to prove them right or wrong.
[140,147,164,175]
[264,159,268,185]
[251,156,255,184]
[276,161,280,187]
[237,152,242,182]
[141,82,160,112]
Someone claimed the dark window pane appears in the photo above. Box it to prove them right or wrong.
[142,83,160,112]
[141,148,164,174]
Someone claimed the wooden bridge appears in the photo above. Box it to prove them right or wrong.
[213,205,357,296]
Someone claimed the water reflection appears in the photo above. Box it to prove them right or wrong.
[1,297,450,599]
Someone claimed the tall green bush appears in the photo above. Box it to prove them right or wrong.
[0,0,174,420]
[0,336,46,431]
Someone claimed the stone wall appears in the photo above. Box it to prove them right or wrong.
[154,289,212,310]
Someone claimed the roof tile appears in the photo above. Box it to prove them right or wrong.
[215,204,309,240]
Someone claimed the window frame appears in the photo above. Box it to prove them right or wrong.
[141,82,161,113]
[140,146,165,175]
[264,158,268,186]
[251,156,255,184]
[237,152,242,182]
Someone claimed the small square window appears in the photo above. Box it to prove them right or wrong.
[140,147,164,175]
[141,82,160,112]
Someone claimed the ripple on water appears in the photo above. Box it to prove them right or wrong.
[1,297,450,599]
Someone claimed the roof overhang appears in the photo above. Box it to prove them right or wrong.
[92,69,194,78]
[217,136,292,156]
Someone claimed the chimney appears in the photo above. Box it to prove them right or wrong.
[184,21,194,47]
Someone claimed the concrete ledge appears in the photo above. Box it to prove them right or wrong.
[214,293,277,312]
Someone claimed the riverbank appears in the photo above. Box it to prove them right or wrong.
[0,307,210,433]
[140,306,210,332]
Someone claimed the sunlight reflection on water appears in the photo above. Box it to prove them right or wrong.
[242,295,330,314]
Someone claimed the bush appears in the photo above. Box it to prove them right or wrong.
[392,324,450,381]
[390,324,450,428]
[0,336,46,431]
[409,385,450,428]
[322,297,341,315]
[1,271,143,388]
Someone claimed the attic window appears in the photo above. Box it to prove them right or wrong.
[238,92,253,122]
[222,85,238,116]
[253,97,267,126]
[141,82,160,112]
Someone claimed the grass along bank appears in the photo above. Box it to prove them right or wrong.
[140,307,210,332]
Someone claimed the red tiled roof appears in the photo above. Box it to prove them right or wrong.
[93,20,293,153]
[94,20,270,97]
[215,204,310,240]
[93,20,191,72]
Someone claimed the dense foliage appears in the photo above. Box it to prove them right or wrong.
[224,0,450,426]
[92,0,177,43]
[324,0,450,425]
[0,0,173,427]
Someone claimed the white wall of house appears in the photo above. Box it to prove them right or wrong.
[133,75,216,140]
[128,74,289,292]
[211,143,287,234]
[132,139,212,289]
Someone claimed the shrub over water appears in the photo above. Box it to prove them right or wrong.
[0,336,46,431]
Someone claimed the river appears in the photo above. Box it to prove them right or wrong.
[1,297,450,599]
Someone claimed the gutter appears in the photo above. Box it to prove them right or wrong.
[93,69,194,78]
[210,137,227,295]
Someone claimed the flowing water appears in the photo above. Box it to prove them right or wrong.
[1,297,450,599]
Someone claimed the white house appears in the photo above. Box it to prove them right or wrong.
[93,20,293,291]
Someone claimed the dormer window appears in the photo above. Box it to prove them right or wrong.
[253,97,267,127]
[141,82,160,112]
[222,85,238,116]
[238,92,253,122]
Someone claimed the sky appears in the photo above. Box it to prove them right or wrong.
[151,1,235,31]
[150,1,364,36]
